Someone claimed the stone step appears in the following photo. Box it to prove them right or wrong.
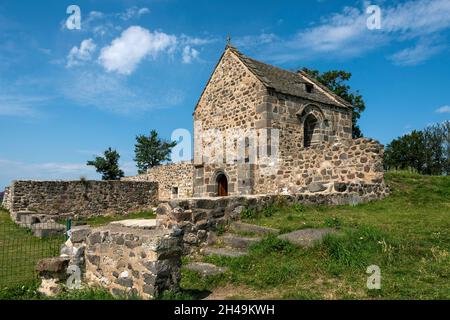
[185,262,228,276]
[231,222,279,236]
[278,228,336,248]
[220,234,261,249]
[202,246,247,258]
[31,222,66,238]
[11,211,35,222]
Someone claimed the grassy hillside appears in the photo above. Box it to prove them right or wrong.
[181,171,450,299]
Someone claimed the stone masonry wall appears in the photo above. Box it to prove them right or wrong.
[265,91,353,159]
[7,180,158,217]
[122,162,194,200]
[193,48,268,197]
[255,138,384,194]
[84,224,182,299]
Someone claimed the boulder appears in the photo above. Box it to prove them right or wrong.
[307,182,327,193]
[70,225,92,243]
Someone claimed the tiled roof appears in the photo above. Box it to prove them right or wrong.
[229,46,352,109]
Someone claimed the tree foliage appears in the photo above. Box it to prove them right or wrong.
[134,130,177,174]
[87,148,124,180]
[384,121,450,175]
[302,68,366,138]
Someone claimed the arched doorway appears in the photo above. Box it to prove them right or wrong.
[217,174,228,197]
[304,114,319,148]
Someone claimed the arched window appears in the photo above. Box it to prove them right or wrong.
[304,114,319,148]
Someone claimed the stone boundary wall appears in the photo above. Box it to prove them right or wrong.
[1,187,11,211]
[157,183,389,254]
[6,180,158,217]
[123,162,194,200]
[255,138,385,194]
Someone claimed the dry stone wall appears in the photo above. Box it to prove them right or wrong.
[6,180,158,217]
[84,224,182,299]
[156,184,389,254]
[122,162,194,200]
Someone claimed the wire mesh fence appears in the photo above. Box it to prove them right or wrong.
[0,210,66,289]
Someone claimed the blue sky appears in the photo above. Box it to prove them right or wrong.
[0,0,449,189]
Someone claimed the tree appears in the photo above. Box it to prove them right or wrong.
[87,148,124,180]
[302,68,366,138]
[384,121,450,175]
[134,130,177,174]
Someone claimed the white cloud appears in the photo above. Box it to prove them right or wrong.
[250,0,450,65]
[389,41,445,66]
[66,38,96,67]
[99,26,177,75]
[0,94,48,117]
[182,46,199,64]
[119,7,150,21]
[235,33,277,48]
[179,34,218,46]
[436,106,450,114]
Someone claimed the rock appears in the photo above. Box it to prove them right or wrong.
[36,257,70,279]
[185,262,228,276]
[220,234,260,249]
[110,219,158,229]
[334,182,347,193]
[202,247,247,258]
[278,228,336,247]
[231,222,279,236]
[308,182,327,193]
[38,278,62,297]
[32,222,66,238]
[70,225,91,243]
[116,277,133,288]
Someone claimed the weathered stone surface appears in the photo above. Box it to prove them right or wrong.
[36,257,70,274]
[84,224,182,299]
[4,180,157,217]
[70,225,92,243]
[110,219,158,229]
[122,162,193,200]
[221,234,260,249]
[37,278,62,297]
[202,247,247,258]
[334,182,348,193]
[185,262,228,276]
[231,222,279,236]
[308,182,327,193]
[278,228,336,247]
[32,222,66,238]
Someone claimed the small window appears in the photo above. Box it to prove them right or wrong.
[305,83,314,93]
[171,187,179,199]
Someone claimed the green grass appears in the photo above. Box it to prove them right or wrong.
[182,171,450,299]
[2,171,449,299]
[74,210,156,227]
[0,211,64,289]
[0,281,119,300]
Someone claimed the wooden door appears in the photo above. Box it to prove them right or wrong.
[217,174,228,197]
